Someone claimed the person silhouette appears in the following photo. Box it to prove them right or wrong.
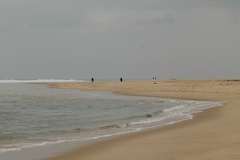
[120,78,123,82]
[91,78,94,83]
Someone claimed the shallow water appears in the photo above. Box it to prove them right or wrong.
[0,82,221,160]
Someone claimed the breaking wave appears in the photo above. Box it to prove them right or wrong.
[0,79,84,83]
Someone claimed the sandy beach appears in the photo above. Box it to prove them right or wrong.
[44,79,240,160]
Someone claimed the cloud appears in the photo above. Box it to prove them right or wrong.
[0,0,180,32]
[138,13,176,26]
[0,0,240,79]
[232,11,240,24]
[0,1,85,31]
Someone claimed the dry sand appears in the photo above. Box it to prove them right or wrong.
[44,79,240,160]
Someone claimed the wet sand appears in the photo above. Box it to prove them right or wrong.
[44,79,240,160]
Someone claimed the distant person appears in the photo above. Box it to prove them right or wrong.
[91,78,94,83]
[120,78,123,82]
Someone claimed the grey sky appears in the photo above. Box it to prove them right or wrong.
[1,0,240,80]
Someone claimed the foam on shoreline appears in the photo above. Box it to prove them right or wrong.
[0,79,84,83]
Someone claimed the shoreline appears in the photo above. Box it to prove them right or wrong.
[45,79,240,160]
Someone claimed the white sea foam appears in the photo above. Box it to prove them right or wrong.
[130,117,165,125]
[129,101,221,127]
[0,79,84,83]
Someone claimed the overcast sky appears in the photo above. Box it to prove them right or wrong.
[1,0,240,80]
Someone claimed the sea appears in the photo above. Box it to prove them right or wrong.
[0,79,222,160]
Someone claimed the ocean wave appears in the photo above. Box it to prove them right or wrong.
[100,125,122,129]
[35,128,89,136]
[99,111,165,129]
[0,79,84,83]
[129,101,221,126]
[130,117,166,125]
[0,140,66,154]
